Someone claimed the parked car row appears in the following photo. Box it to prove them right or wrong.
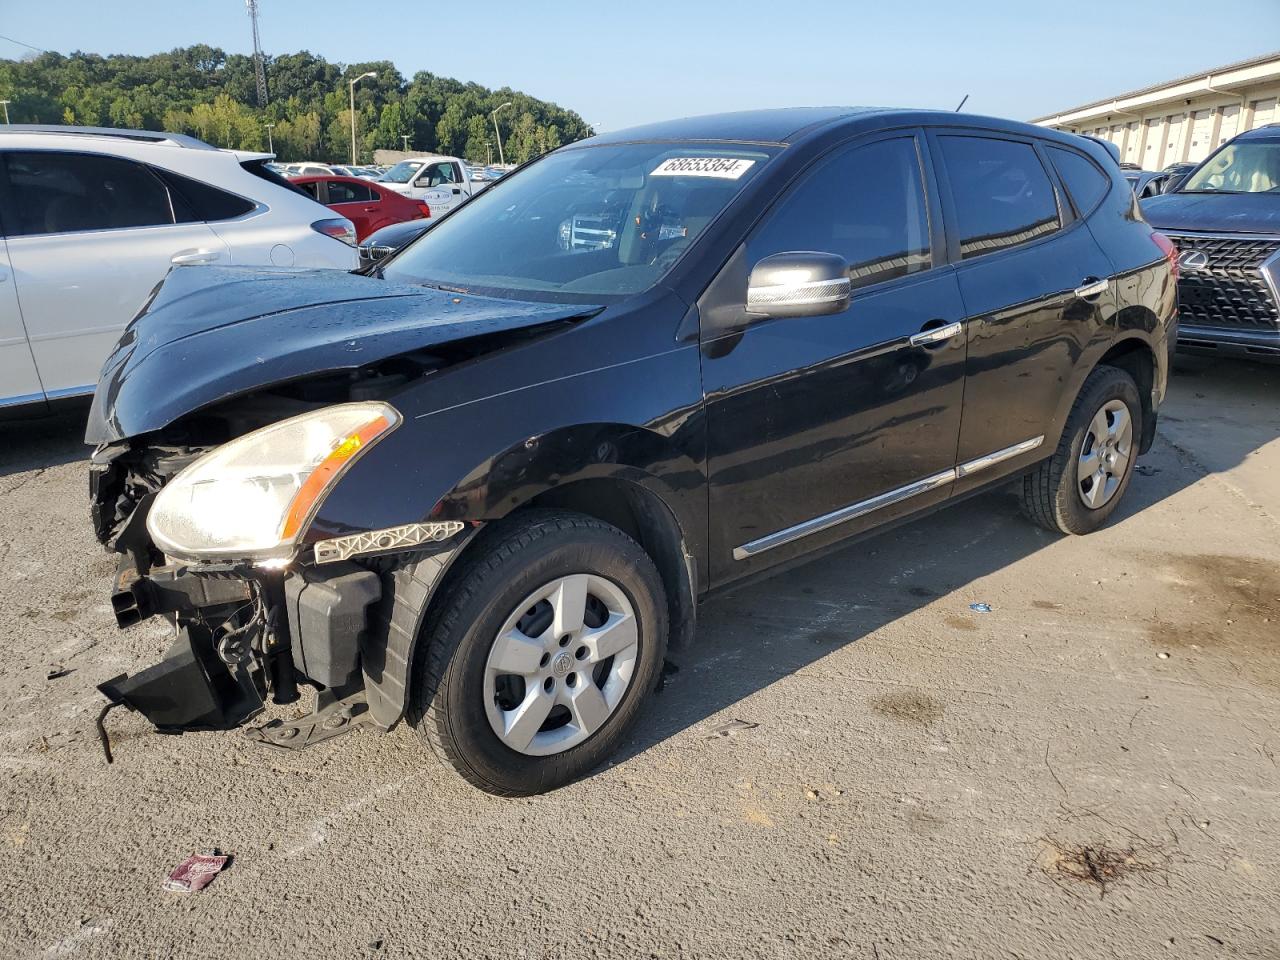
[87,107,1177,797]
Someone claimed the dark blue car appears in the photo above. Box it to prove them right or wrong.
[1141,124,1280,362]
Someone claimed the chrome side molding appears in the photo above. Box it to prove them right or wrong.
[732,469,956,560]
[956,435,1044,478]
[732,435,1046,561]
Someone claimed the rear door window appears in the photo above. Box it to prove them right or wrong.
[938,136,1061,259]
[1047,145,1111,216]
[3,151,175,236]
[749,136,932,290]
[327,180,376,204]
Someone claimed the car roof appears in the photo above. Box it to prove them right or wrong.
[1233,124,1280,142]
[0,124,274,163]
[583,107,1097,148]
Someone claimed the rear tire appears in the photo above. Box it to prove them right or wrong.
[1020,365,1142,535]
[408,509,667,796]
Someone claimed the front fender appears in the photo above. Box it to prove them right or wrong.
[304,341,707,565]
[308,341,707,728]
[350,428,704,729]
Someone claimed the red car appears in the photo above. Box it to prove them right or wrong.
[293,175,429,241]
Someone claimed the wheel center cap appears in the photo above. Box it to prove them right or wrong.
[552,653,573,678]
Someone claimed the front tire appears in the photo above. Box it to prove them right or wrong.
[1020,365,1142,535]
[408,510,668,796]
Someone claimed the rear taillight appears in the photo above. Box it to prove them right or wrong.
[1152,231,1178,282]
[311,218,356,246]
[415,202,431,219]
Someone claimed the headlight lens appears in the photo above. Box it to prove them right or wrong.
[147,402,401,562]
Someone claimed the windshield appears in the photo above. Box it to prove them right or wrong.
[1181,140,1280,194]
[381,160,426,184]
[382,142,774,299]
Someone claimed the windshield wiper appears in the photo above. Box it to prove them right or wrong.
[411,280,472,295]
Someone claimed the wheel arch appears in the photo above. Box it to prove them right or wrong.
[1095,336,1158,453]
[1046,331,1162,458]
[361,428,704,730]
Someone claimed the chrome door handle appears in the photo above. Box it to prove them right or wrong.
[908,321,963,347]
[170,250,220,265]
[1074,277,1109,300]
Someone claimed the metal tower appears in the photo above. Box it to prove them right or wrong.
[246,0,268,107]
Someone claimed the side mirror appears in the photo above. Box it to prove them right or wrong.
[746,252,851,318]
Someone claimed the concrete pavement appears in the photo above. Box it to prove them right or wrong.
[0,356,1277,959]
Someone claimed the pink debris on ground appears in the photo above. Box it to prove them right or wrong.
[162,853,229,893]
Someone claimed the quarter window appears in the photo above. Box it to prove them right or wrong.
[3,151,175,236]
[327,180,376,204]
[750,137,932,290]
[160,168,257,221]
[1047,145,1110,216]
[939,136,1061,259]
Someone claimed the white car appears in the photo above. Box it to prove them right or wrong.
[376,155,488,216]
[0,126,357,412]
[284,162,335,177]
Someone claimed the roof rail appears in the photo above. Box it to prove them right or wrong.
[0,124,219,150]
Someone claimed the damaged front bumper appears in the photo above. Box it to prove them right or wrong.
[97,550,384,757]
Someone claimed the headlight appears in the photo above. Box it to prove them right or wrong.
[147,402,401,562]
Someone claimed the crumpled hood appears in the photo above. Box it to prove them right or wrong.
[1141,192,1280,234]
[86,265,599,444]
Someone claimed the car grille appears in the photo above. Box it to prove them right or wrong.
[359,243,395,263]
[1164,233,1280,332]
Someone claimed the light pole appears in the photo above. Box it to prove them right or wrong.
[0,101,10,125]
[264,122,275,154]
[491,101,512,165]
[348,71,377,165]
[400,134,411,152]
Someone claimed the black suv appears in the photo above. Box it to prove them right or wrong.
[88,108,1176,795]
[1142,124,1280,361]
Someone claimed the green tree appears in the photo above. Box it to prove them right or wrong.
[0,46,590,163]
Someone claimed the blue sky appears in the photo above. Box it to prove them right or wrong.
[2,0,1277,130]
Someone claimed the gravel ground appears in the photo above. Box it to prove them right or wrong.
[0,357,1277,960]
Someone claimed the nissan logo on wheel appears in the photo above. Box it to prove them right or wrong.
[1178,250,1210,271]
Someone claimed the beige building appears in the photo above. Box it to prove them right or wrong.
[1033,51,1280,169]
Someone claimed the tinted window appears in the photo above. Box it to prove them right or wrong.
[159,168,256,221]
[327,180,376,203]
[750,137,931,290]
[940,136,1060,259]
[3,151,174,236]
[1048,145,1110,216]
[295,181,321,201]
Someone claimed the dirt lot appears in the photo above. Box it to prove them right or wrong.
[1,357,1277,960]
